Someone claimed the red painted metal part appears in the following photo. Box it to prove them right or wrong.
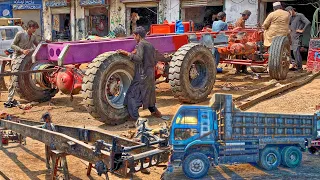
[155,62,167,80]
[307,39,320,72]
[49,65,83,95]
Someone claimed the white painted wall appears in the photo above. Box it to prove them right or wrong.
[160,0,180,23]
[225,0,259,27]
[42,0,52,41]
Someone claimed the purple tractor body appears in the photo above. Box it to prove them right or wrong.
[17,32,218,124]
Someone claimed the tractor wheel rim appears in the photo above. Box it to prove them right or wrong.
[189,59,208,89]
[105,69,132,109]
[189,159,204,174]
[266,152,277,166]
[281,46,290,68]
[30,62,53,90]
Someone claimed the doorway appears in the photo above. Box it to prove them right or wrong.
[130,7,157,34]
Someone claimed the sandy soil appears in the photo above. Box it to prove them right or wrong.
[0,68,319,180]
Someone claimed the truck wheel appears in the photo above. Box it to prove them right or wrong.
[268,36,290,80]
[182,152,210,179]
[281,146,302,168]
[250,66,267,73]
[82,52,134,125]
[258,147,281,170]
[169,43,216,103]
[11,55,58,102]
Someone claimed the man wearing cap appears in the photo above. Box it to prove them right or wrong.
[262,2,290,47]
[234,10,252,74]
[285,6,310,71]
[235,10,251,29]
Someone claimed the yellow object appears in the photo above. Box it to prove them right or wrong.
[175,115,198,125]
[262,9,290,46]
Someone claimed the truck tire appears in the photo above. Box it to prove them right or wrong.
[281,146,302,168]
[11,55,58,102]
[268,36,290,80]
[258,147,281,170]
[169,43,216,103]
[250,66,267,73]
[182,152,210,179]
[82,52,134,125]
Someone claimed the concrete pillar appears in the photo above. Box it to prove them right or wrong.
[109,0,126,32]
[75,0,85,40]
[70,0,76,41]
[42,0,52,41]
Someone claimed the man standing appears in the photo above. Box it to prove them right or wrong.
[118,26,163,122]
[262,2,290,47]
[285,6,311,71]
[235,10,251,29]
[212,12,228,33]
[211,12,228,67]
[234,10,251,74]
[4,20,39,108]
[41,112,56,169]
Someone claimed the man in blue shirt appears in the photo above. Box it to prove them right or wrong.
[212,12,228,32]
[212,12,228,67]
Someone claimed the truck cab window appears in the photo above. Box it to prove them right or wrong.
[175,110,198,125]
[174,128,198,140]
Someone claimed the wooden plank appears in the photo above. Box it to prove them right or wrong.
[235,71,320,110]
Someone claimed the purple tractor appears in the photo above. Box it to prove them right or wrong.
[13,32,219,125]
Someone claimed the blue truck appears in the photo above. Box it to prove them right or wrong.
[168,94,320,179]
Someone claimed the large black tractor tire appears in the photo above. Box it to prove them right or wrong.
[281,146,302,168]
[258,147,281,171]
[169,43,216,103]
[82,52,134,125]
[11,55,57,102]
[268,36,290,80]
[182,152,210,179]
[0,60,8,91]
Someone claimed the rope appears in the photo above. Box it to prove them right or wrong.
[311,8,320,38]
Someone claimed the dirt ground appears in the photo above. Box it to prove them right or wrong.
[0,68,320,180]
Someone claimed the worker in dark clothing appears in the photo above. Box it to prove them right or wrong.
[118,26,164,121]
[285,6,311,71]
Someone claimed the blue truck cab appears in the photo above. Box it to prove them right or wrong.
[168,93,320,179]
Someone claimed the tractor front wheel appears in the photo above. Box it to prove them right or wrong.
[82,52,134,125]
[169,43,216,103]
[268,36,290,80]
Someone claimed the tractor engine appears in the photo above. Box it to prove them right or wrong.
[155,61,169,80]
[217,30,263,56]
[49,65,83,95]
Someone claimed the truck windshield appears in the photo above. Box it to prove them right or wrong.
[175,110,198,125]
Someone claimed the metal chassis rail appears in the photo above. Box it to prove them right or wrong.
[0,118,170,179]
